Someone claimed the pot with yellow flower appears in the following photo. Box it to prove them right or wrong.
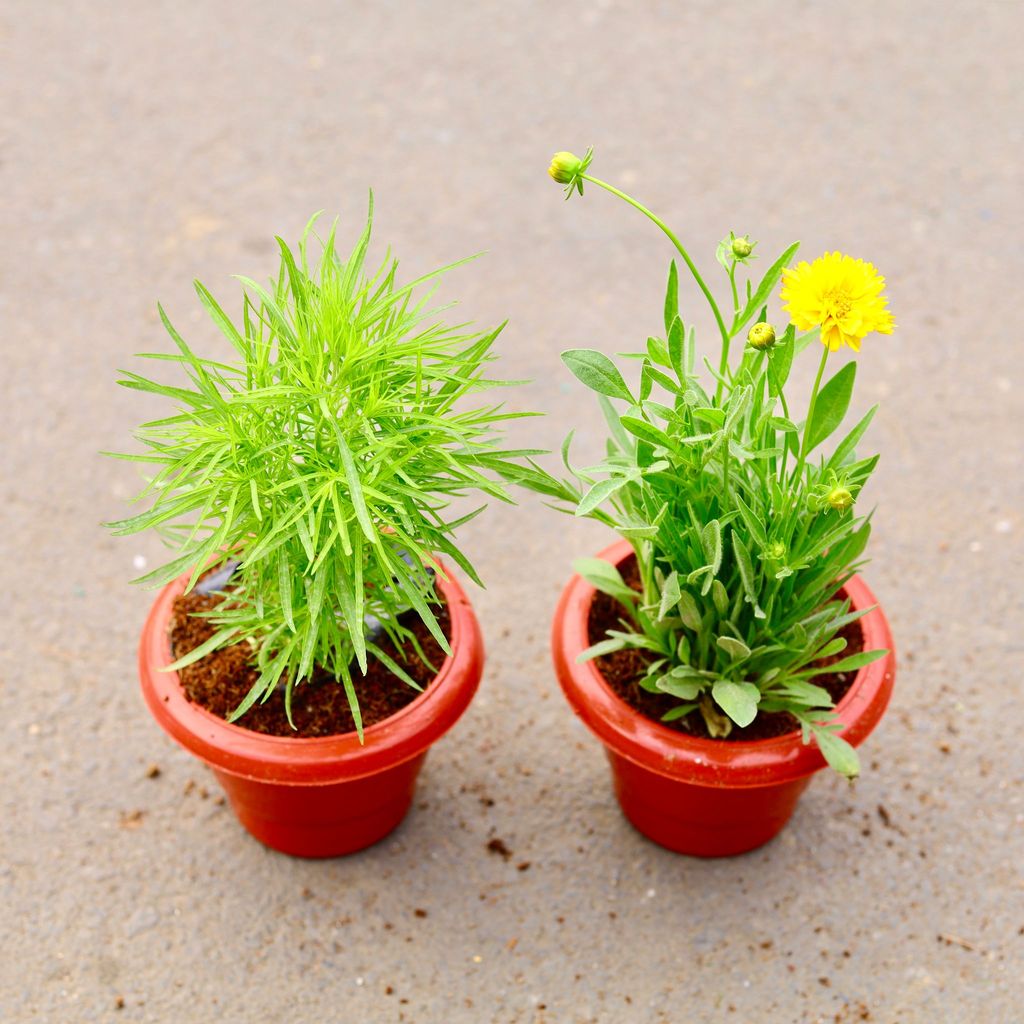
[511,150,897,857]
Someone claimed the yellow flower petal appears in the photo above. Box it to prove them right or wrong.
[780,252,894,351]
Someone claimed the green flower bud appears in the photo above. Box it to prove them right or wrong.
[731,236,753,259]
[547,147,594,198]
[766,540,787,561]
[826,486,854,512]
[548,151,583,185]
[748,322,776,350]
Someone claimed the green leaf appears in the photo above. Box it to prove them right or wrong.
[164,625,241,672]
[577,637,627,663]
[676,590,703,631]
[701,519,723,575]
[576,476,629,516]
[712,680,760,727]
[732,530,765,618]
[663,260,679,335]
[733,492,768,550]
[807,648,888,676]
[597,395,634,453]
[812,727,860,778]
[711,579,729,616]
[736,242,799,329]
[717,635,752,660]
[668,315,685,382]
[827,405,878,469]
[807,362,856,453]
[658,571,681,620]
[656,674,702,700]
[615,514,662,541]
[767,324,795,396]
[572,557,637,606]
[562,349,634,403]
[620,415,675,451]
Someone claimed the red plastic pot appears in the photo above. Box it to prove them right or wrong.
[552,539,896,857]
[139,562,484,858]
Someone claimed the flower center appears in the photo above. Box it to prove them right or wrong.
[822,287,852,320]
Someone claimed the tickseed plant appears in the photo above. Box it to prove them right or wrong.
[526,150,894,775]
[107,199,535,735]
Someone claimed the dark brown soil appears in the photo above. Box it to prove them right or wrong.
[588,555,864,742]
[169,585,450,738]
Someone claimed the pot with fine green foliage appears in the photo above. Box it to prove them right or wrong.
[109,199,537,857]
[514,150,897,856]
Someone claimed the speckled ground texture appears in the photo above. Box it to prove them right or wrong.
[2,2,1021,1022]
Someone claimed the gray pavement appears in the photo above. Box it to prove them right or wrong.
[1,2,1022,1021]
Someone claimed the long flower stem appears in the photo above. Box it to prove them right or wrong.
[581,174,733,401]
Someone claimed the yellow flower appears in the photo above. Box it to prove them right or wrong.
[780,252,894,352]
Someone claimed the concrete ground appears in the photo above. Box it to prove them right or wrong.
[1,2,1021,1021]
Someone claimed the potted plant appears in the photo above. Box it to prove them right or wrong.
[512,150,897,856]
[108,199,535,857]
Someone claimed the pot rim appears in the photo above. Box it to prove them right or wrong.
[139,561,484,785]
[551,538,896,788]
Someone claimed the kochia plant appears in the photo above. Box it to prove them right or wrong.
[516,150,895,776]
[107,199,534,734]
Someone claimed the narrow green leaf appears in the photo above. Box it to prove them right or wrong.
[620,415,675,451]
[732,530,765,618]
[573,557,637,606]
[668,315,685,382]
[335,433,375,541]
[827,405,878,469]
[807,648,888,676]
[807,362,856,453]
[663,260,679,335]
[658,571,681,621]
[576,476,629,516]
[767,324,795,396]
[577,637,627,663]
[701,519,723,575]
[736,242,800,330]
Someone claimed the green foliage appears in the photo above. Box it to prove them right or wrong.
[513,175,891,777]
[107,199,535,734]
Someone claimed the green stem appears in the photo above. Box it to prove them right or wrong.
[581,173,733,401]
[791,344,829,489]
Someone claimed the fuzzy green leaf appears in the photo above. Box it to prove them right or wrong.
[712,680,760,727]
[576,476,629,516]
[812,727,860,778]
[562,349,634,403]
[658,571,681,621]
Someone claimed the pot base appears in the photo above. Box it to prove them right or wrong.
[608,750,811,857]
[213,753,428,858]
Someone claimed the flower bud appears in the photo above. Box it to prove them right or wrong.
[748,322,776,350]
[547,147,594,198]
[548,151,584,185]
[826,486,854,512]
[766,540,786,561]
[731,236,753,259]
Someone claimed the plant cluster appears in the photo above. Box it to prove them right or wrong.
[107,199,535,734]
[517,151,894,775]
